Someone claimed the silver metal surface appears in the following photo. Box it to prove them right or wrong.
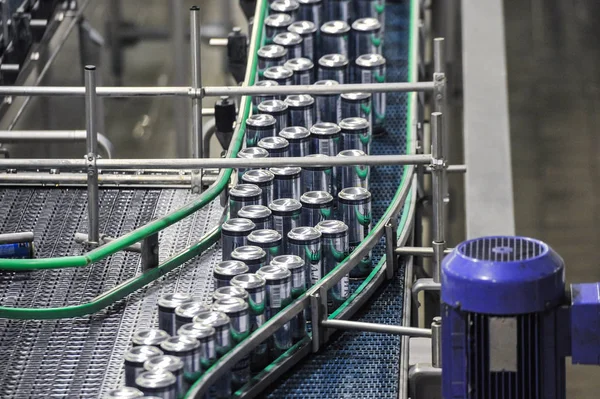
[190,6,203,161]
[430,112,445,283]
[0,130,114,159]
[84,66,99,244]
[395,246,453,257]
[320,319,432,338]
[431,317,441,368]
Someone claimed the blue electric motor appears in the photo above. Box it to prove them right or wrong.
[441,236,600,399]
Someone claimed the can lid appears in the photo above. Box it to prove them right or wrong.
[274,32,303,46]
[269,166,302,176]
[257,44,287,59]
[177,323,216,340]
[175,301,211,319]
[258,136,289,150]
[288,20,317,35]
[310,122,341,136]
[298,0,321,4]
[316,219,349,235]
[265,13,293,28]
[318,54,348,68]
[212,297,249,314]
[314,79,339,86]
[255,79,280,87]
[246,113,277,127]
[222,218,256,233]
[158,293,194,309]
[339,117,370,131]
[124,345,164,363]
[193,310,230,328]
[338,149,366,157]
[105,387,144,399]
[341,92,371,100]
[212,286,249,302]
[232,245,266,261]
[285,94,314,107]
[238,205,272,220]
[270,0,300,13]
[230,184,262,198]
[284,57,314,72]
[269,198,302,212]
[271,254,304,270]
[132,329,170,346]
[248,229,282,244]
[287,226,321,241]
[257,264,292,280]
[135,370,176,390]
[238,147,269,158]
[356,53,386,68]
[144,355,184,373]
[214,260,249,276]
[320,20,350,35]
[338,187,371,202]
[242,169,275,184]
[231,273,267,289]
[301,190,334,205]
[352,17,381,32]
[264,66,294,80]
[279,126,310,140]
[160,335,200,353]
[258,99,288,113]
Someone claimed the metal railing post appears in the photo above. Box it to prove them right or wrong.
[190,5,203,192]
[431,112,446,283]
[84,65,99,244]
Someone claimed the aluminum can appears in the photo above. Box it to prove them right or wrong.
[258,99,288,133]
[158,293,194,335]
[355,53,386,133]
[274,32,303,60]
[320,21,350,57]
[242,170,275,206]
[341,92,372,132]
[310,122,341,157]
[221,218,255,261]
[285,94,316,129]
[263,65,294,85]
[351,17,383,63]
[265,13,293,43]
[314,80,341,123]
[337,149,369,190]
[231,245,267,273]
[318,53,349,83]
[268,198,302,252]
[237,147,269,182]
[175,301,211,332]
[135,370,177,399]
[238,205,273,230]
[271,254,307,341]
[248,229,283,264]
[0,242,33,258]
[315,220,350,309]
[104,387,144,398]
[287,226,322,287]
[132,329,170,348]
[270,167,302,200]
[159,336,202,377]
[287,20,317,61]
[213,260,249,289]
[269,0,300,20]
[143,355,185,396]
[176,323,217,376]
[354,0,385,32]
[301,153,333,194]
[212,286,249,302]
[324,0,353,23]
[284,57,314,85]
[258,136,290,158]
[339,116,371,154]
[246,114,277,148]
[124,345,163,387]
[338,187,372,277]
[297,0,322,28]
[229,184,262,218]
[257,45,287,80]
[252,80,280,113]
[279,126,310,157]
[300,191,334,226]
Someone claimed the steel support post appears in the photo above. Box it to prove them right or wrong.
[431,316,442,368]
[190,6,203,192]
[84,66,99,244]
[430,112,446,283]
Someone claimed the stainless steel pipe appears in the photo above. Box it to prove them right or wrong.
[0,130,114,159]
[321,319,433,338]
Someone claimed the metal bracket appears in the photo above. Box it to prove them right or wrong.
[385,221,398,280]
[411,278,441,308]
[141,232,159,271]
[191,169,202,193]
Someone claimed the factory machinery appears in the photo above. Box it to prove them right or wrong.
[0,0,598,398]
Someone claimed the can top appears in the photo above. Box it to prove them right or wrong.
[231,273,267,290]
[238,205,272,220]
[257,44,287,59]
[258,99,288,113]
[279,126,310,140]
[258,136,290,150]
[269,166,302,176]
[222,218,256,233]
[257,264,292,281]
[160,335,200,353]
[352,17,381,32]
[132,328,170,346]
[314,79,339,86]
[193,310,230,328]
[212,286,249,302]
[298,0,321,3]
[287,226,321,241]
[242,169,275,184]
[316,219,349,235]
[105,387,144,399]
[124,345,163,364]
[356,53,386,68]
[310,122,341,136]
[320,20,350,35]
[238,147,269,158]
[246,113,277,127]
[265,13,293,28]
[339,117,370,131]
[215,260,249,276]
[144,355,184,373]
[270,0,300,13]
[301,190,334,205]
[177,322,216,340]
[175,301,211,319]
[288,20,317,35]
[338,186,372,202]
[212,296,249,314]
[274,32,303,47]
[269,198,302,212]
[319,53,349,68]
[135,370,176,390]
[341,92,371,101]
[285,94,315,107]
[248,229,282,244]
[158,293,194,310]
[264,66,294,80]
[230,184,262,198]
[255,79,280,88]
[232,245,267,261]
[338,149,367,157]
[271,254,305,270]
[284,57,314,72]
